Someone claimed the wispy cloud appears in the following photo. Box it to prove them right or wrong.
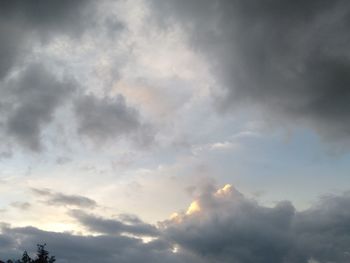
[32,188,97,209]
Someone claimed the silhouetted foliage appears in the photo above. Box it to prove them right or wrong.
[3,244,55,263]
[33,244,55,263]
[20,251,32,263]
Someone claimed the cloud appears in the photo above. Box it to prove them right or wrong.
[293,194,350,262]
[149,0,350,142]
[161,184,295,263]
[161,184,350,263]
[0,1,129,153]
[32,188,97,209]
[0,0,92,34]
[10,202,31,210]
[55,156,72,165]
[0,0,93,80]
[2,185,350,262]
[0,150,12,160]
[70,210,159,237]
[2,63,74,151]
[74,94,154,146]
[0,0,170,155]
[0,225,198,263]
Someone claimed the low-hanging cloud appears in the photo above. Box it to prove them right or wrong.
[161,184,296,263]
[0,225,198,263]
[2,185,350,263]
[70,210,159,237]
[150,0,350,142]
[161,184,350,263]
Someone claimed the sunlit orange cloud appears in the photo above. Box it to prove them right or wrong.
[166,200,201,224]
[186,200,201,215]
[168,184,233,224]
[215,184,233,197]
[169,212,183,223]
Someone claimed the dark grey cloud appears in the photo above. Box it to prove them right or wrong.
[0,225,198,263]
[118,214,144,225]
[0,0,92,33]
[75,94,154,146]
[0,1,130,153]
[3,63,74,151]
[161,185,296,263]
[0,0,93,80]
[150,0,350,142]
[32,188,97,209]
[70,210,159,237]
[0,22,23,81]
[0,232,13,248]
[160,185,350,263]
[293,193,350,263]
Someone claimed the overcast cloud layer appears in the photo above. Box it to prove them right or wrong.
[1,0,350,150]
[1,1,350,263]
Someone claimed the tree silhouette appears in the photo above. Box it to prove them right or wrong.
[20,251,32,263]
[3,244,55,263]
[33,244,55,263]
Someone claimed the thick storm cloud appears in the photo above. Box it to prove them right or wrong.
[160,184,350,263]
[150,0,350,141]
[293,194,350,262]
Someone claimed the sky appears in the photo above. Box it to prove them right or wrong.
[1,0,350,262]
